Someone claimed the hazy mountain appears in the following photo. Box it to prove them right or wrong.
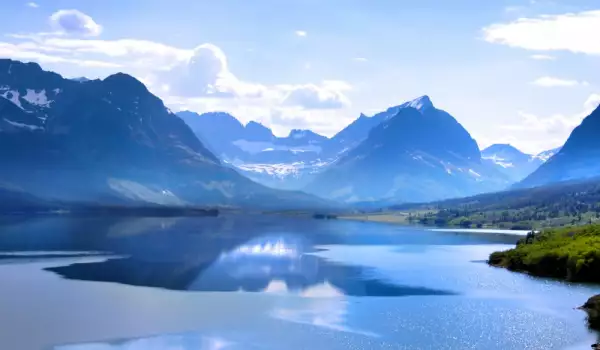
[305,96,510,203]
[481,144,545,182]
[177,111,331,189]
[534,147,562,162]
[0,59,329,209]
[519,104,600,188]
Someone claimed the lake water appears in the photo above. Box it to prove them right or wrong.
[0,215,599,349]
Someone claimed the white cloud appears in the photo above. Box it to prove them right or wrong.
[584,94,600,111]
[530,54,555,60]
[499,93,600,152]
[531,76,588,87]
[280,80,351,109]
[5,35,190,69]
[295,30,307,37]
[27,2,39,8]
[164,44,266,98]
[483,10,600,55]
[1,29,354,136]
[353,57,368,62]
[50,9,103,37]
[0,42,122,68]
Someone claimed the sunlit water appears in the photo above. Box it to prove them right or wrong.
[0,215,598,349]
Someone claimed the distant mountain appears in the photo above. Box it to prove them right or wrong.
[304,96,510,203]
[519,104,600,188]
[0,59,329,210]
[481,144,551,182]
[70,77,91,83]
[177,96,458,190]
[533,147,562,162]
[325,96,433,157]
[177,111,330,189]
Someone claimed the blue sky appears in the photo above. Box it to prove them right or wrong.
[1,0,599,153]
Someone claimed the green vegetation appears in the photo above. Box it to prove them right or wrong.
[389,177,600,229]
[488,224,600,282]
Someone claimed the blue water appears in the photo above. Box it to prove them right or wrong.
[0,215,598,349]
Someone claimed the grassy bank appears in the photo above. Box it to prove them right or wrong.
[488,224,600,282]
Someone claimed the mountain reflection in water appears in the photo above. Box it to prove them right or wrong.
[45,230,455,297]
[2,215,598,350]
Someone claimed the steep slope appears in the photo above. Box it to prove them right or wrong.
[519,104,600,188]
[0,59,328,209]
[305,96,510,203]
[481,144,543,182]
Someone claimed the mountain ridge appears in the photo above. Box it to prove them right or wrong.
[0,59,331,210]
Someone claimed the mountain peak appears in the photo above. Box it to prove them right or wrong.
[483,144,523,154]
[103,73,148,93]
[401,95,433,111]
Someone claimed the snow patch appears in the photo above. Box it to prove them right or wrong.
[23,89,51,107]
[233,139,322,155]
[1,90,23,109]
[482,155,514,169]
[235,160,331,179]
[4,118,42,131]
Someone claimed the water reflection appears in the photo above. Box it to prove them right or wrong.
[55,333,239,350]
[2,215,599,350]
[46,232,456,297]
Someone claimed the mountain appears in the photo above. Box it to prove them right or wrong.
[519,104,600,188]
[178,96,453,190]
[481,144,546,182]
[177,111,331,189]
[0,59,329,209]
[304,96,511,203]
[534,147,561,162]
[324,96,433,157]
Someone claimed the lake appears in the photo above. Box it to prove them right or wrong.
[0,215,598,349]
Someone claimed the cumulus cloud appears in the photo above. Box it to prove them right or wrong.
[1,26,354,135]
[531,76,588,87]
[483,10,600,55]
[530,54,555,60]
[164,44,266,98]
[353,57,368,62]
[295,30,307,37]
[281,80,351,109]
[50,10,103,36]
[27,2,39,8]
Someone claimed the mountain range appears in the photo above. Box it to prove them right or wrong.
[481,144,561,182]
[304,96,513,202]
[0,59,328,210]
[179,95,561,203]
[3,58,595,209]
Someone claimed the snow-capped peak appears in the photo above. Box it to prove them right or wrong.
[401,95,433,111]
[533,147,561,162]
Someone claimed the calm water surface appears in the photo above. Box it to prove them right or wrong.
[0,215,598,349]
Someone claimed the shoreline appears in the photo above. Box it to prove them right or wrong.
[339,214,531,236]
